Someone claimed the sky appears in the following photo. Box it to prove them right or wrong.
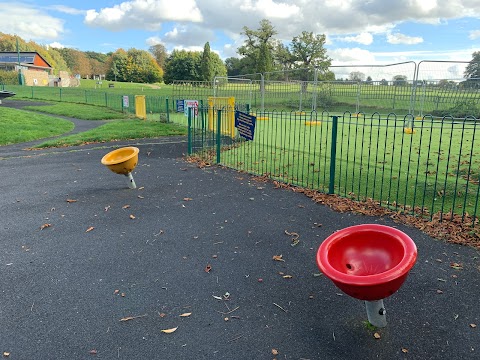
[1,0,479,79]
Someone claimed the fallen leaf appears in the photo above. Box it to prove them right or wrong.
[119,314,147,322]
[113,289,120,295]
[3,352,10,358]
[273,255,285,262]
[180,312,192,317]
[40,223,51,230]
[129,214,136,219]
[86,226,94,232]
[89,349,97,355]
[161,327,178,334]
[205,264,212,273]
[272,349,279,355]
[138,187,145,190]
[437,289,443,294]
[158,312,166,318]
[373,332,381,339]
[66,199,77,203]
[183,197,193,201]
[450,262,463,270]
[212,295,223,300]
[122,204,131,209]
[104,206,110,211]
[402,348,408,353]
[470,323,477,328]
[282,275,293,279]
[137,195,144,199]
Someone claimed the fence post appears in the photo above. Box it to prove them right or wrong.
[105,92,108,107]
[329,115,339,194]
[31,86,34,99]
[84,90,88,104]
[59,88,62,101]
[165,97,170,122]
[187,107,192,155]
[216,109,221,164]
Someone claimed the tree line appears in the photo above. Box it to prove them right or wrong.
[1,22,479,85]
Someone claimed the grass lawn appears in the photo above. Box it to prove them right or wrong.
[0,107,74,145]
[189,110,480,218]
[23,102,132,120]
[35,119,187,148]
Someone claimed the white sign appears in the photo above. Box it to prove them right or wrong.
[123,95,129,108]
[184,99,198,116]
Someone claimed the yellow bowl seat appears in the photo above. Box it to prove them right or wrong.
[101,147,139,175]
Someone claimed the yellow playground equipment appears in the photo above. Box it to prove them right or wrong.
[101,147,139,189]
[207,97,236,138]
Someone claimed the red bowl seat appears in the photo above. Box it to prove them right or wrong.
[317,224,417,301]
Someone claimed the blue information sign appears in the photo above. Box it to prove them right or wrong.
[235,111,256,141]
[176,99,185,113]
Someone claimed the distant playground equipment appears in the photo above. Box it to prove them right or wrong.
[101,147,139,189]
[207,96,236,138]
[0,90,16,104]
[135,95,147,119]
[316,224,417,327]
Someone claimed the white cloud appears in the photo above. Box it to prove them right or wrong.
[84,0,202,31]
[338,33,374,45]
[163,25,214,47]
[329,48,377,65]
[146,36,164,47]
[387,32,424,45]
[47,5,86,15]
[0,3,64,41]
[239,0,301,19]
[469,30,480,40]
[48,42,67,49]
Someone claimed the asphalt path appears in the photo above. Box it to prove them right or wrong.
[0,110,479,359]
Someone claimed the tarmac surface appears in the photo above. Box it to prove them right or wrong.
[0,103,479,359]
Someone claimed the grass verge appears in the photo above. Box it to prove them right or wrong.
[0,107,74,145]
[23,102,132,120]
[35,119,187,148]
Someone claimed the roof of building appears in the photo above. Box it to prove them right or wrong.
[0,51,52,69]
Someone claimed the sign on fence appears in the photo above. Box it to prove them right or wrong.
[184,99,198,116]
[122,95,129,108]
[176,99,184,113]
[235,111,256,141]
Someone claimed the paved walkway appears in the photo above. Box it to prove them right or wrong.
[0,104,479,359]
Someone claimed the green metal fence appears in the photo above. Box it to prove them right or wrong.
[188,107,479,230]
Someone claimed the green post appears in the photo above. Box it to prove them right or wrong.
[187,107,192,155]
[216,109,221,164]
[85,90,88,103]
[105,92,108,107]
[329,115,339,194]
[31,86,33,99]
[59,88,62,101]
[166,97,170,123]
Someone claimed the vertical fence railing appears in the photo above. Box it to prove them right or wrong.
[188,108,479,229]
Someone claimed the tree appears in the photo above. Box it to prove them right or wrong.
[200,42,214,82]
[105,49,128,81]
[149,43,168,69]
[238,19,277,74]
[380,78,389,86]
[366,76,373,84]
[58,48,91,77]
[125,48,163,83]
[393,75,407,86]
[290,31,331,70]
[349,71,366,82]
[464,51,480,79]
[163,50,201,84]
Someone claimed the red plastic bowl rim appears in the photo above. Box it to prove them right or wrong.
[316,224,417,286]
